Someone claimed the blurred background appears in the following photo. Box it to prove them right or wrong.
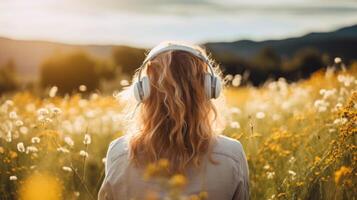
[0,0,356,95]
[1,1,356,199]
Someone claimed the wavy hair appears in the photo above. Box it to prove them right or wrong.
[119,43,225,173]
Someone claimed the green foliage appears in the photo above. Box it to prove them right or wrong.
[253,47,282,72]
[40,52,101,95]
[112,46,146,76]
[283,48,325,76]
[0,59,19,94]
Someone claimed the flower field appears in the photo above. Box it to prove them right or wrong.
[0,65,356,200]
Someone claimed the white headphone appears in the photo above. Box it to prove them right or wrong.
[133,42,221,102]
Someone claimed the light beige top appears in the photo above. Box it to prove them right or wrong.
[98,135,249,200]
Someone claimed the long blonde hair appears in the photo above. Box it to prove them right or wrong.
[119,43,225,173]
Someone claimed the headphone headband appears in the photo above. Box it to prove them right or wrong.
[133,42,222,102]
[137,43,215,81]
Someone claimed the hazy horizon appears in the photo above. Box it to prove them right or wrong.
[0,0,357,47]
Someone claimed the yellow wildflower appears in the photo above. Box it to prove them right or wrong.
[19,173,62,200]
[334,166,352,184]
[169,174,187,188]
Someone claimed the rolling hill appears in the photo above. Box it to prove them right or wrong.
[0,24,356,80]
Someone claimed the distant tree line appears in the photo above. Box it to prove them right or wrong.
[39,47,146,95]
[0,45,350,94]
[0,60,19,93]
[209,47,327,85]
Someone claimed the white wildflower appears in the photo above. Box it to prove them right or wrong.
[230,107,241,115]
[120,79,129,86]
[9,111,18,119]
[266,172,275,179]
[232,74,242,87]
[90,93,99,100]
[320,89,336,99]
[37,108,49,116]
[26,103,36,112]
[20,126,29,135]
[50,107,62,116]
[15,120,23,126]
[79,85,87,92]
[314,99,329,112]
[9,176,17,181]
[230,121,241,129]
[6,131,12,142]
[31,137,41,144]
[64,136,74,146]
[288,157,296,164]
[83,134,91,145]
[224,74,233,81]
[338,74,355,87]
[62,166,73,172]
[256,112,266,119]
[102,157,107,164]
[78,99,88,108]
[5,100,14,106]
[319,89,326,95]
[334,103,343,111]
[288,170,296,176]
[272,114,281,121]
[79,150,89,158]
[333,118,348,125]
[57,147,70,153]
[268,194,276,200]
[17,142,25,153]
[263,165,270,170]
[49,86,58,98]
[26,146,38,153]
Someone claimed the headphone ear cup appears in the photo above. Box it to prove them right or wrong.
[204,73,222,99]
[134,81,143,102]
[141,76,151,101]
[133,76,151,102]
[213,76,221,99]
[204,73,212,99]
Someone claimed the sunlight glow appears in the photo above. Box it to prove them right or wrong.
[0,0,356,46]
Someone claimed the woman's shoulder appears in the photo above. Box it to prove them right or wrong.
[106,136,129,166]
[212,135,246,163]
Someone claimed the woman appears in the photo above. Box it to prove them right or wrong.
[99,41,249,200]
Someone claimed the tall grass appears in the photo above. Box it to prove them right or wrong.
[0,65,356,200]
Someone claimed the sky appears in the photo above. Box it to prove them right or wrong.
[0,0,357,47]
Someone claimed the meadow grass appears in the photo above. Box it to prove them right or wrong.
[0,65,356,200]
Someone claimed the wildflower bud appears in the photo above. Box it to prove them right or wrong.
[83,134,91,145]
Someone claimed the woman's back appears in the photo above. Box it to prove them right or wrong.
[99,42,249,200]
[99,135,249,200]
